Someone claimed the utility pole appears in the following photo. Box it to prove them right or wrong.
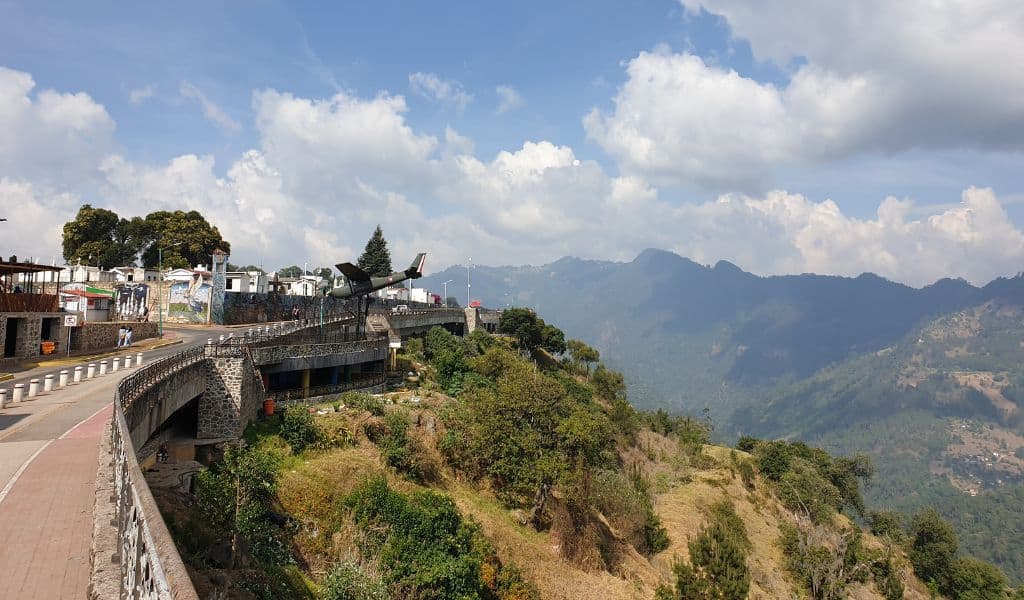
[466,258,472,307]
[443,280,453,307]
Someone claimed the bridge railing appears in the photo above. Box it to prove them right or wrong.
[112,347,208,600]
[264,373,386,404]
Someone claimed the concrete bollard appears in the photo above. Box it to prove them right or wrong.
[124,355,132,368]
[13,384,24,403]
[87,364,96,379]
[59,370,69,387]
[74,366,83,383]
[219,335,225,343]
[44,374,54,393]
[136,352,143,367]
[112,357,120,372]
[28,379,39,398]
[99,360,108,376]
[0,389,7,409]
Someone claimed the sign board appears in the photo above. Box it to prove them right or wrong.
[64,314,79,327]
[389,341,402,349]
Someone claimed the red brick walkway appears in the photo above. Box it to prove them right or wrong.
[0,404,111,599]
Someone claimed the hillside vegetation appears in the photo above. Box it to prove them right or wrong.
[421,251,1024,582]
[148,316,1024,599]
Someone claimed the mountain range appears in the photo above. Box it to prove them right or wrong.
[421,249,1024,582]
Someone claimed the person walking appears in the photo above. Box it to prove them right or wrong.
[125,327,133,348]
[117,325,126,348]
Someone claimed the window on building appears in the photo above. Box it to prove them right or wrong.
[226,278,233,290]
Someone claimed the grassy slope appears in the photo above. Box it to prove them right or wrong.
[265,403,930,599]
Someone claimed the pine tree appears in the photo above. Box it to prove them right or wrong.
[669,522,750,600]
[357,225,393,277]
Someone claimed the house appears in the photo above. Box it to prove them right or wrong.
[59,286,114,322]
[225,271,251,293]
[112,266,160,284]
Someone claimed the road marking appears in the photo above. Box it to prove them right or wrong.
[0,402,113,505]
[0,439,54,505]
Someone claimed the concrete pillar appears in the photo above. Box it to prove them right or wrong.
[330,366,339,385]
[43,374,54,393]
[111,357,120,372]
[74,366,83,383]
[12,384,24,403]
[99,360,108,376]
[124,354,132,368]
[28,379,39,398]
[136,352,143,367]
[59,370,69,387]
[344,364,352,383]
[302,368,311,399]
[87,364,96,379]
[0,389,7,409]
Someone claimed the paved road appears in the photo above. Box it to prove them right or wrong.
[0,325,225,600]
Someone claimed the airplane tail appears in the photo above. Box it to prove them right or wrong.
[405,253,426,279]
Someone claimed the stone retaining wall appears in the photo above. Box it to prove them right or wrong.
[74,321,159,353]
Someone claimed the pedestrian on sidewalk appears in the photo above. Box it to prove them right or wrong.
[117,325,126,348]
[125,327,133,348]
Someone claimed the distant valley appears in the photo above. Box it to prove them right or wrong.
[422,249,1024,582]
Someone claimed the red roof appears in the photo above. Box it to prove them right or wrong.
[61,289,111,299]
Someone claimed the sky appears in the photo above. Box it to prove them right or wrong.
[1,0,1023,286]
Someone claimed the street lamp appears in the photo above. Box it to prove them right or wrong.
[466,258,472,307]
[442,280,453,307]
[158,242,183,337]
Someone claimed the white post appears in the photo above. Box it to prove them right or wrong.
[59,370,69,387]
[87,364,96,379]
[219,335,225,342]
[124,355,132,368]
[74,366,83,383]
[136,352,143,366]
[0,389,7,409]
[12,384,24,403]
[43,374,54,393]
[111,357,120,372]
[99,360,108,376]
[28,379,39,398]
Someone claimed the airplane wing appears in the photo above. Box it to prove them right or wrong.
[335,262,371,282]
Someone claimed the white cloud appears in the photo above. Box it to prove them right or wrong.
[0,66,114,185]
[587,1,1024,188]
[179,81,241,133]
[4,64,1024,287]
[495,85,523,114]
[0,178,80,261]
[408,72,472,111]
[129,85,154,104]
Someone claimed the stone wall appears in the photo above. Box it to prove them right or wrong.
[73,321,159,353]
[0,312,68,362]
[198,356,263,439]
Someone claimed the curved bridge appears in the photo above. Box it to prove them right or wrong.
[93,320,389,599]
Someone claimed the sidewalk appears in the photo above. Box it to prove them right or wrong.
[1,330,183,378]
[0,368,122,599]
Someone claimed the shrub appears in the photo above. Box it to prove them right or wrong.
[950,557,1007,600]
[867,510,905,542]
[321,561,388,600]
[280,406,319,453]
[344,477,488,598]
[341,392,385,416]
[374,410,435,482]
[708,500,750,553]
[737,458,756,490]
[777,461,841,523]
[735,435,759,453]
[592,469,669,556]
[670,521,750,600]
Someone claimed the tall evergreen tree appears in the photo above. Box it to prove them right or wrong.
[357,225,392,277]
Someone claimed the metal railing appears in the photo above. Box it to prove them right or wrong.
[106,317,388,599]
[264,373,386,404]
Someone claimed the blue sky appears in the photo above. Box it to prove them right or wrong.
[2,0,1023,285]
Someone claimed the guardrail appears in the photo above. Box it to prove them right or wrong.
[264,373,386,404]
[106,318,388,599]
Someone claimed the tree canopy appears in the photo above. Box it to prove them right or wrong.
[62,206,230,269]
[357,225,392,277]
[62,205,149,268]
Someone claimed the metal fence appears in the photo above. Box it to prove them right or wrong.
[264,373,386,404]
